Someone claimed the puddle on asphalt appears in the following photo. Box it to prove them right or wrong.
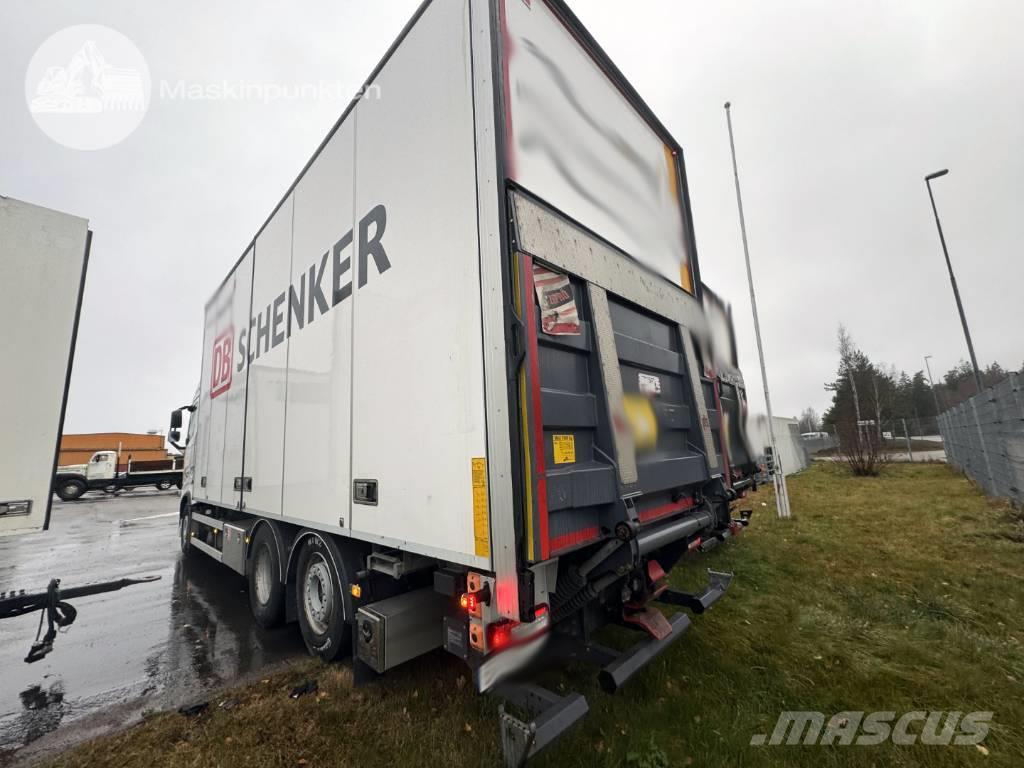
[0,552,306,756]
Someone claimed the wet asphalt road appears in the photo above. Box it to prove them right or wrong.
[0,491,306,762]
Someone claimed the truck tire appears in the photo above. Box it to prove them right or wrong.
[179,508,193,555]
[295,535,351,662]
[248,525,284,628]
[157,480,173,491]
[55,478,87,502]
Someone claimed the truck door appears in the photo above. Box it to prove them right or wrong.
[85,452,116,482]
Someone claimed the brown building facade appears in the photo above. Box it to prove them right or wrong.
[59,433,174,471]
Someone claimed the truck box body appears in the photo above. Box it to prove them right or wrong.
[188,0,750,629]
[0,197,89,536]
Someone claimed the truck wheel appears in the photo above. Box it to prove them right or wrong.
[179,508,193,555]
[56,478,86,502]
[157,480,173,491]
[248,525,284,628]
[295,535,351,661]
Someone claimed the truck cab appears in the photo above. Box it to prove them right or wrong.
[86,451,118,482]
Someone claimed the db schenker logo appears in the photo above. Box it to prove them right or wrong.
[210,327,234,399]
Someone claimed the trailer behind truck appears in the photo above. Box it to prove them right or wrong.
[171,1,759,763]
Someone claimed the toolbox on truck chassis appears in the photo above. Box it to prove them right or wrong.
[171,0,760,763]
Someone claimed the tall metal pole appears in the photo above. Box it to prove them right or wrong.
[925,170,983,394]
[924,354,942,415]
[724,102,791,519]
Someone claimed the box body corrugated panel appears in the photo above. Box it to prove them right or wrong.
[348,0,487,556]
[245,201,293,517]
[195,0,490,568]
[221,248,254,506]
[0,197,89,536]
[197,247,252,506]
[282,118,356,534]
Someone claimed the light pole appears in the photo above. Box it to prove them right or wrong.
[924,169,983,394]
[923,354,942,416]
[724,102,791,519]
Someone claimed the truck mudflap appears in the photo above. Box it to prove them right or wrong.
[492,565,734,766]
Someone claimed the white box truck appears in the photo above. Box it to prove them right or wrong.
[0,196,90,537]
[171,1,758,762]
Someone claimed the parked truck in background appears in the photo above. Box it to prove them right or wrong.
[53,452,184,501]
[170,1,759,762]
[0,196,90,536]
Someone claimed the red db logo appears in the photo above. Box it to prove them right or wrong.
[210,327,233,399]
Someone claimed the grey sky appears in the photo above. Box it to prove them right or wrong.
[2,0,1021,434]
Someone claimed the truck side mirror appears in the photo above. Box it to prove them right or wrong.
[170,428,181,443]
[170,409,183,429]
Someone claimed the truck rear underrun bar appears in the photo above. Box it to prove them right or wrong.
[635,507,715,556]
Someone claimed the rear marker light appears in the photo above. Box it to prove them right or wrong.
[350,584,362,599]
[459,583,491,613]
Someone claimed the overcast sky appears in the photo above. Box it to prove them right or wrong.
[2,0,1021,435]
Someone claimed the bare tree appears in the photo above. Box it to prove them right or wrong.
[798,407,821,434]
[836,418,890,476]
[833,326,889,476]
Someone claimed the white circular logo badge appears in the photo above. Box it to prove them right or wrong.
[25,25,150,151]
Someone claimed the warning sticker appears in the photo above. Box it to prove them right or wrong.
[552,434,576,464]
[532,265,580,335]
[638,372,662,396]
[471,458,489,557]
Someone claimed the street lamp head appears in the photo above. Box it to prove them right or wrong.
[724,101,731,109]
[925,169,949,181]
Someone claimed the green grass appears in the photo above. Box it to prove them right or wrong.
[44,464,1024,767]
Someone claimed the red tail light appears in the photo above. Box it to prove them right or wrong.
[489,620,515,650]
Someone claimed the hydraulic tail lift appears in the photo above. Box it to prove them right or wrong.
[494,512,752,767]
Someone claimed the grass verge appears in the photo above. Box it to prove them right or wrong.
[42,463,1023,767]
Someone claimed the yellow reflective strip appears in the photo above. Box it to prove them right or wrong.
[513,252,535,562]
[471,457,489,557]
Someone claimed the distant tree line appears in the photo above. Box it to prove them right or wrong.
[814,326,1020,433]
